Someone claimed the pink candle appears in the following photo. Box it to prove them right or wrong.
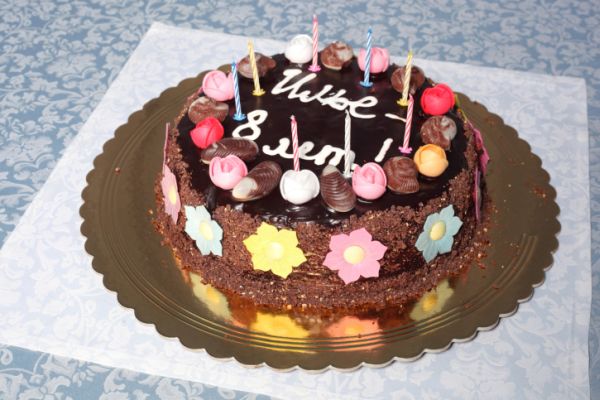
[399,94,413,154]
[291,115,300,171]
[308,14,321,72]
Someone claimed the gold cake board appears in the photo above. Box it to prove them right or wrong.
[81,72,559,371]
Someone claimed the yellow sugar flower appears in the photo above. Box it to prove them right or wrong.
[243,222,306,278]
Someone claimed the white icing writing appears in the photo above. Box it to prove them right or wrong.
[384,113,407,122]
[262,138,356,168]
[271,69,378,119]
[374,138,394,162]
[231,110,268,140]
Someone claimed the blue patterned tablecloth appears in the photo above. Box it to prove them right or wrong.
[0,1,598,398]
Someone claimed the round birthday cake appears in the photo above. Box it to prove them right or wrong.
[155,30,490,312]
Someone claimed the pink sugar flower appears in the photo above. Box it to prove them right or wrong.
[323,228,387,284]
[468,121,490,175]
[161,165,181,224]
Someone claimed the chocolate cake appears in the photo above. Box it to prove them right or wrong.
[155,37,489,312]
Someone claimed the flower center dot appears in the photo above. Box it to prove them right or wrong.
[267,242,285,260]
[429,221,446,241]
[199,221,214,241]
[343,245,366,265]
[168,186,178,204]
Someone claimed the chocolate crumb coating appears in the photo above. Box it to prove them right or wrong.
[384,157,419,194]
[154,54,487,313]
[188,96,229,124]
[320,41,354,71]
[420,115,457,150]
[391,65,426,95]
[238,52,276,79]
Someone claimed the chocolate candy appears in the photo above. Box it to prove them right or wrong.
[320,165,356,212]
[188,96,229,124]
[200,138,259,164]
[321,41,354,71]
[390,65,425,95]
[237,52,276,79]
[383,157,419,194]
[232,161,282,202]
[420,116,457,150]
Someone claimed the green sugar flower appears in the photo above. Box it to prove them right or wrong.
[416,205,463,263]
[184,205,223,256]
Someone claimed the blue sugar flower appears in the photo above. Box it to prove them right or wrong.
[416,205,463,263]
[184,205,223,256]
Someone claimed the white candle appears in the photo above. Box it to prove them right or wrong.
[344,110,351,177]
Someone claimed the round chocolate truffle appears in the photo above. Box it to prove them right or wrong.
[237,52,276,79]
[188,96,229,124]
[420,115,457,150]
[390,65,425,95]
[320,41,354,71]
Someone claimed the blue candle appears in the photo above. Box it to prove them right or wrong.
[360,28,373,88]
[231,61,246,121]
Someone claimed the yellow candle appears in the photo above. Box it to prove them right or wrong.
[397,51,413,107]
[248,40,265,96]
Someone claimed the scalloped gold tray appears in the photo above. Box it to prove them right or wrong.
[80,73,559,371]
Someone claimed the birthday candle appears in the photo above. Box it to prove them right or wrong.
[308,14,321,72]
[248,41,265,96]
[291,115,300,172]
[399,94,414,154]
[344,110,351,177]
[231,61,246,121]
[360,28,373,87]
[399,51,413,106]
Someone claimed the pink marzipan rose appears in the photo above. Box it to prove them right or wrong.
[352,162,387,201]
[202,70,235,102]
[357,47,389,74]
[209,155,248,190]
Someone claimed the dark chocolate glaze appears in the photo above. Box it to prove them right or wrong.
[177,54,466,226]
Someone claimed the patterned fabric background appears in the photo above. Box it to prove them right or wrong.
[0,0,598,398]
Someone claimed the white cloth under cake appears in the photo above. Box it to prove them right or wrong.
[0,23,590,399]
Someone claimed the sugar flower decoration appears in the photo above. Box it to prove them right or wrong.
[416,205,463,262]
[184,205,223,256]
[161,165,181,224]
[323,228,387,284]
[468,121,490,175]
[243,222,306,279]
[410,279,454,321]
